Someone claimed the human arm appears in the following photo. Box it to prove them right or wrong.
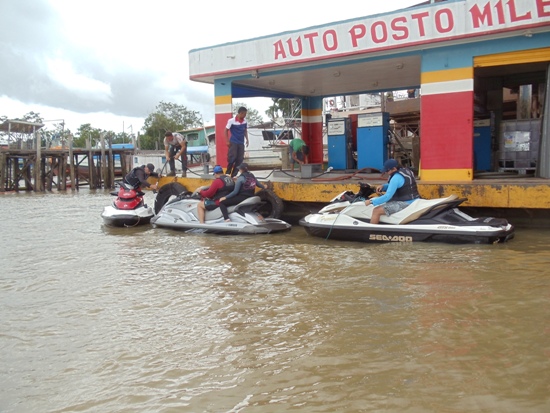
[224,128,230,146]
[370,174,404,206]
[256,179,266,190]
[135,169,155,189]
[199,179,223,199]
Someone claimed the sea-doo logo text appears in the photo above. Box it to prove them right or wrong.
[369,234,413,242]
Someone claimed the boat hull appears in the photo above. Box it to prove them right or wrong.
[101,206,154,227]
[299,217,515,244]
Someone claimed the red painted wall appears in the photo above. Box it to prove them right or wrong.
[420,91,474,170]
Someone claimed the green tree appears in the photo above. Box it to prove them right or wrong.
[232,102,264,126]
[141,101,202,149]
[73,123,103,148]
[266,98,301,121]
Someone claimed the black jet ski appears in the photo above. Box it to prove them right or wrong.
[299,182,514,244]
[151,183,291,235]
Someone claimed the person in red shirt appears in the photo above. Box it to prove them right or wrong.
[196,165,235,223]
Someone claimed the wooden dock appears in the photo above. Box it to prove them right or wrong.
[0,147,133,192]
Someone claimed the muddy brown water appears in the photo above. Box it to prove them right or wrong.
[1,190,549,412]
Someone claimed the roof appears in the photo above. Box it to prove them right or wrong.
[0,120,45,134]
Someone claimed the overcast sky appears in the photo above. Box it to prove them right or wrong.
[0,0,422,133]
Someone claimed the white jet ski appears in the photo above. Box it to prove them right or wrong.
[299,182,515,244]
[151,183,291,235]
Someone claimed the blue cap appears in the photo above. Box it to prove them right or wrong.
[382,159,398,173]
[213,165,223,174]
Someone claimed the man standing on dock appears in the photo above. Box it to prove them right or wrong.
[164,132,188,177]
[225,106,249,177]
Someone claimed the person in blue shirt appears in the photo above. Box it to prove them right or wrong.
[225,106,249,177]
[364,159,420,224]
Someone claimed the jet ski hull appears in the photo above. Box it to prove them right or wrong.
[101,205,154,227]
[151,189,291,235]
[300,216,514,244]
[299,183,514,245]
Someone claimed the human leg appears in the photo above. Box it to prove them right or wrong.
[226,143,238,176]
[233,144,245,177]
[168,145,178,175]
[370,206,385,224]
[197,201,206,223]
[180,149,188,177]
[219,195,247,220]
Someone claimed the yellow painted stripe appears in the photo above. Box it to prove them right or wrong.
[422,67,473,84]
[420,168,473,182]
[215,95,232,105]
[302,108,323,117]
[474,47,550,67]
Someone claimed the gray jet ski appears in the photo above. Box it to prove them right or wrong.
[151,183,291,235]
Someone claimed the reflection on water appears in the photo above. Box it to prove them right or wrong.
[1,190,549,412]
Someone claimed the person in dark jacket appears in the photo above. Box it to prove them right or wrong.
[196,165,235,223]
[218,163,265,221]
[364,159,420,224]
[123,163,158,190]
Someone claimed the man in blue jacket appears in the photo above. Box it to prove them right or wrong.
[364,159,420,224]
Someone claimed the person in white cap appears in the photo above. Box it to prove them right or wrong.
[364,159,420,224]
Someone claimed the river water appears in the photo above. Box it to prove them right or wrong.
[1,189,549,413]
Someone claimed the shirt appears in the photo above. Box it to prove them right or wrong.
[226,116,248,145]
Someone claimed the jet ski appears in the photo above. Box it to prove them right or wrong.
[299,182,515,244]
[151,183,291,235]
[101,181,154,227]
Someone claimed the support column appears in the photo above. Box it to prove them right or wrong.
[420,52,474,181]
[214,80,233,168]
[301,97,324,165]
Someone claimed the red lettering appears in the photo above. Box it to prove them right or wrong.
[470,2,493,28]
[495,0,506,24]
[435,8,454,33]
[371,21,388,43]
[391,17,409,40]
[286,37,303,57]
[303,32,319,54]
[537,0,550,17]
[411,11,430,36]
[508,0,532,22]
[274,40,286,60]
[349,24,367,47]
[322,30,338,51]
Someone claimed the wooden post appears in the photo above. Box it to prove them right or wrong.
[108,136,114,188]
[100,133,107,188]
[87,137,95,189]
[68,135,76,191]
[0,152,5,192]
[35,128,43,191]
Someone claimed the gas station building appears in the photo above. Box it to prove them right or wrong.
[189,0,550,182]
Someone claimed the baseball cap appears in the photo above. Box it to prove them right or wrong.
[237,163,248,171]
[213,165,223,174]
[381,159,398,173]
[146,163,156,173]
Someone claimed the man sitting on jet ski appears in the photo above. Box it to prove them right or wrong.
[123,163,158,191]
[196,165,235,223]
[364,159,421,224]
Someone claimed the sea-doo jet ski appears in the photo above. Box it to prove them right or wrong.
[299,182,514,244]
[101,181,154,227]
[151,183,291,235]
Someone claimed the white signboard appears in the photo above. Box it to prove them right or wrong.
[190,0,550,78]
